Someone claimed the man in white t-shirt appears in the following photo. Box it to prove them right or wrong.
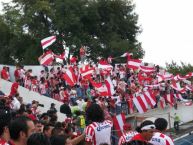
[85,104,113,145]
[149,118,174,145]
[76,97,85,111]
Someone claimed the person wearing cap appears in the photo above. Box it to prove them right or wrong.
[0,106,12,145]
[50,103,57,113]
[129,120,155,145]
[149,118,174,145]
[118,123,138,145]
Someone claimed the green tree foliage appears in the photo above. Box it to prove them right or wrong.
[166,61,193,76]
[0,0,144,64]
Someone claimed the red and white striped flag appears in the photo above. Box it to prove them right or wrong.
[160,97,166,109]
[38,50,54,65]
[128,97,134,114]
[139,64,155,73]
[79,64,94,79]
[133,95,148,113]
[63,67,77,86]
[166,94,174,107]
[174,74,187,81]
[112,113,126,137]
[185,85,193,92]
[105,76,115,96]
[127,59,142,70]
[143,90,156,108]
[41,36,56,49]
[98,60,113,70]
[174,93,186,101]
[170,81,186,93]
[185,72,193,79]
[91,80,109,96]
[54,52,65,60]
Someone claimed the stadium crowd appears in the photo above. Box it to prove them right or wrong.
[0,54,192,144]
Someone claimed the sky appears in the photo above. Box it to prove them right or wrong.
[1,0,193,67]
[135,0,193,67]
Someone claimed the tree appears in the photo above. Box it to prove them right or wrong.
[1,0,144,64]
[166,61,193,76]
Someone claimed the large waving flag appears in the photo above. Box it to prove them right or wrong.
[127,59,142,70]
[41,36,56,50]
[133,95,148,113]
[63,67,77,86]
[98,59,113,70]
[79,64,95,79]
[38,50,54,65]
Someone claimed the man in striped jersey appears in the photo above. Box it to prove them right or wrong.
[85,104,113,145]
[118,123,138,145]
[149,118,174,145]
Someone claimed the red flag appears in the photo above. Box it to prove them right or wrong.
[38,50,54,65]
[63,67,77,86]
[128,96,134,114]
[112,113,126,137]
[105,76,115,96]
[41,36,56,49]
[79,65,94,79]
[160,97,166,109]
[143,90,156,108]
[139,64,155,73]
[127,59,142,70]
[133,95,148,113]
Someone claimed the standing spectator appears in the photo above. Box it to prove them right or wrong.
[85,104,113,145]
[69,87,77,105]
[1,66,9,81]
[76,97,85,111]
[74,110,86,133]
[9,116,35,145]
[14,65,20,82]
[150,118,174,145]
[50,103,57,113]
[60,102,72,118]
[130,120,155,145]
[9,80,19,98]
[39,77,49,97]
[174,113,180,131]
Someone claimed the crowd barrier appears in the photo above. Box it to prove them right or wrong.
[128,102,193,129]
[0,78,66,121]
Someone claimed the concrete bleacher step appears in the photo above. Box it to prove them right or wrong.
[0,78,66,121]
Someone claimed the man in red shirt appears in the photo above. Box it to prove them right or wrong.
[14,65,20,82]
[9,81,19,98]
[1,66,9,80]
